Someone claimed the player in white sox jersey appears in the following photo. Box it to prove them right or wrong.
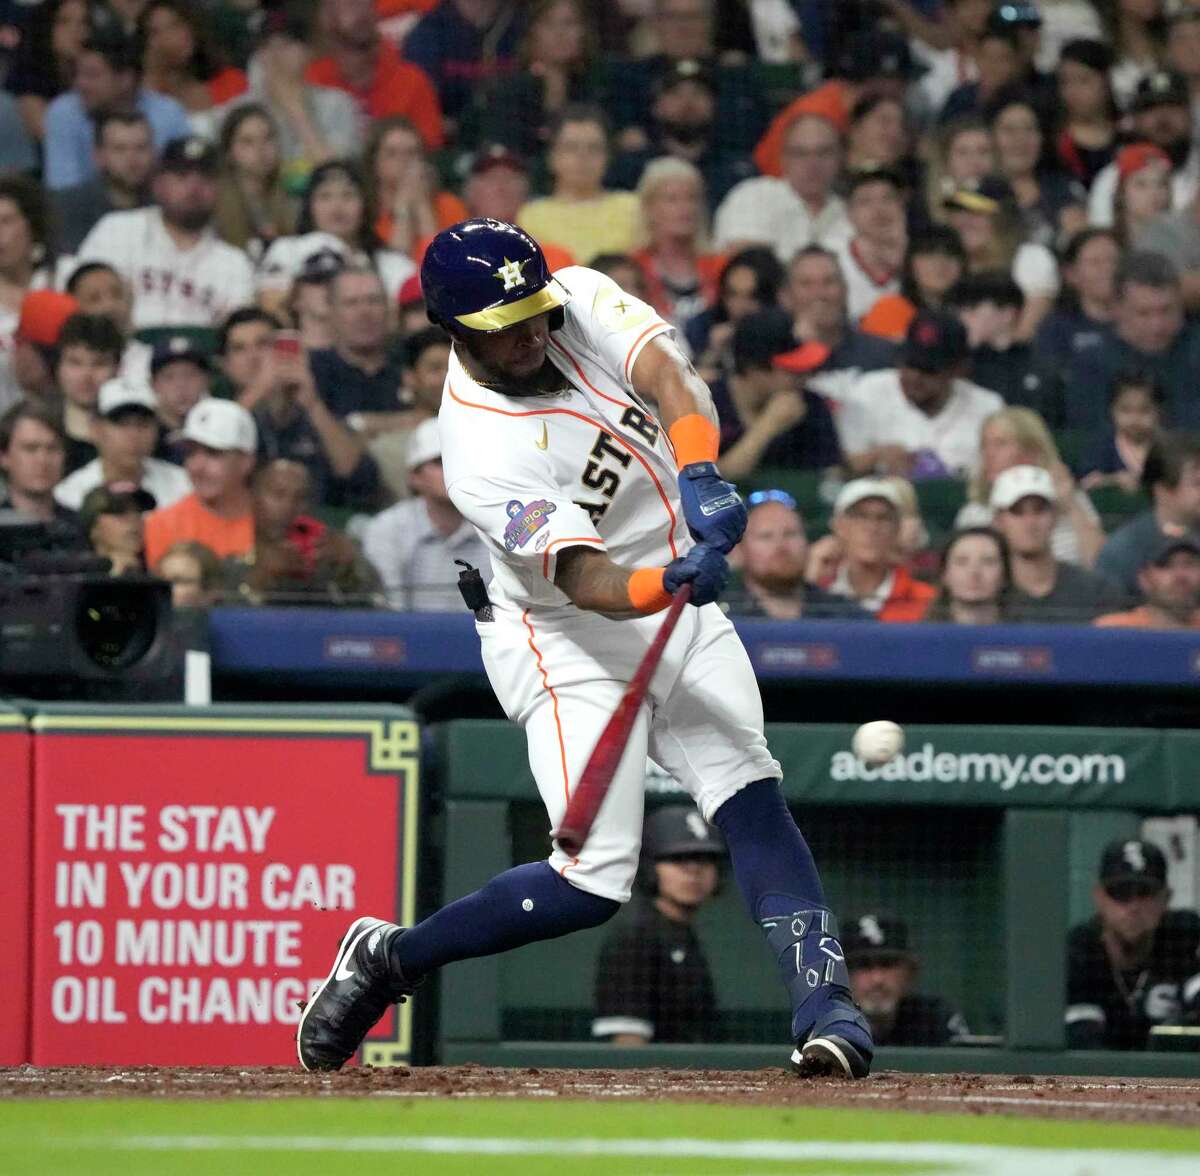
[297,219,874,1080]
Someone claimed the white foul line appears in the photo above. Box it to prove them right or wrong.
[47,1134,1200,1175]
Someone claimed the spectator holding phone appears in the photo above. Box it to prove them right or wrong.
[150,334,215,464]
[225,458,381,604]
[234,313,380,511]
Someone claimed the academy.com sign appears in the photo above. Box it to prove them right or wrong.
[830,743,1127,791]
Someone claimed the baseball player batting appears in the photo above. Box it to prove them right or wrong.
[297,219,873,1079]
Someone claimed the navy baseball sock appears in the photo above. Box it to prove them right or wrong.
[390,861,618,979]
[714,778,871,1053]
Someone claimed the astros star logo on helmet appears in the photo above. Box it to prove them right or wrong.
[496,258,527,291]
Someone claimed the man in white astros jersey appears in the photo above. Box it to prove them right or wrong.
[297,219,873,1080]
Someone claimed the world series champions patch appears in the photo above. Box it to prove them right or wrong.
[503,499,557,551]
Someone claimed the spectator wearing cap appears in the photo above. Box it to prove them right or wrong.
[0,402,78,528]
[8,291,81,408]
[472,0,597,164]
[518,105,642,266]
[306,0,443,148]
[592,800,724,1046]
[990,465,1124,623]
[150,334,213,463]
[1061,251,1200,432]
[402,0,521,135]
[76,136,256,330]
[54,376,191,512]
[838,310,1003,479]
[1054,39,1119,190]
[54,313,126,474]
[1066,837,1200,1050]
[1088,71,1200,229]
[947,271,1056,421]
[255,161,416,315]
[724,491,870,621]
[1138,179,1200,314]
[361,417,490,611]
[461,146,575,272]
[832,170,907,325]
[53,111,155,256]
[844,913,969,1047]
[286,250,343,351]
[942,176,1060,341]
[1077,371,1165,495]
[1116,143,1173,247]
[781,246,896,405]
[233,307,381,513]
[823,477,937,621]
[43,30,192,192]
[714,113,851,266]
[227,9,365,176]
[365,117,467,260]
[78,480,156,575]
[713,308,841,482]
[1096,536,1200,629]
[1096,432,1200,596]
[143,397,258,568]
[939,18,1029,125]
[607,57,756,211]
[226,459,382,605]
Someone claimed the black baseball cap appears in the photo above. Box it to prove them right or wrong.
[653,58,717,98]
[79,481,157,534]
[732,307,797,371]
[151,334,212,377]
[943,174,1016,216]
[987,3,1043,33]
[642,805,725,860]
[470,143,529,178]
[1130,70,1190,114]
[899,310,969,373]
[159,136,219,175]
[843,914,916,967]
[1143,534,1200,567]
[836,29,923,82]
[1099,838,1167,896]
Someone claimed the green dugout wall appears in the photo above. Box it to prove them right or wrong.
[435,720,1200,1076]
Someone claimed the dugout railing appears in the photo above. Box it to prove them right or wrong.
[434,719,1200,1077]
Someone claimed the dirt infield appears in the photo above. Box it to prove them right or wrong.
[4,1065,1200,1125]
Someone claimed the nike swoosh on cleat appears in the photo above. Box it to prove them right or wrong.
[333,921,382,982]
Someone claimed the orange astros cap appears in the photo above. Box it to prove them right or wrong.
[16,290,80,346]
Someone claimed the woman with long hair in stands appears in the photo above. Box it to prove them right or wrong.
[139,0,248,130]
[860,226,967,343]
[923,527,1012,624]
[474,0,597,160]
[363,117,467,260]
[684,246,785,383]
[1096,0,1167,111]
[955,406,1104,567]
[6,0,90,141]
[256,161,415,316]
[1054,39,1119,190]
[925,116,995,228]
[214,104,296,259]
[631,158,725,334]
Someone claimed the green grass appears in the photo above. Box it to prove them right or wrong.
[2,1100,1199,1175]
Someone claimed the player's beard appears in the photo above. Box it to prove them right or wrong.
[164,204,214,234]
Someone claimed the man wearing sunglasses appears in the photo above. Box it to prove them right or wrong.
[1065,838,1200,1050]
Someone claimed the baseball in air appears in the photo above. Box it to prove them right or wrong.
[852,721,905,765]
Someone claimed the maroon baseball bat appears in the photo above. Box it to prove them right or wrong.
[553,584,692,857]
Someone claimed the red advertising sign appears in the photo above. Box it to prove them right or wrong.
[0,711,31,1064]
[29,708,420,1067]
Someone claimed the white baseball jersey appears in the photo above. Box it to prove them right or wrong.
[75,208,256,329]
[440,265,779,902]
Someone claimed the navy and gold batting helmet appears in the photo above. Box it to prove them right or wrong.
[420,218,570,333]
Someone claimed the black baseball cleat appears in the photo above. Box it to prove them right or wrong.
[789,1033,871,1079]
[297,916,421,1072]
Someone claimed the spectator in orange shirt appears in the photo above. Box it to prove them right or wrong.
[365,117,467,257]
[306,0,444,149]
[143,397,258,568]
[823,477,937,622]
[1095,536,1200,630]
